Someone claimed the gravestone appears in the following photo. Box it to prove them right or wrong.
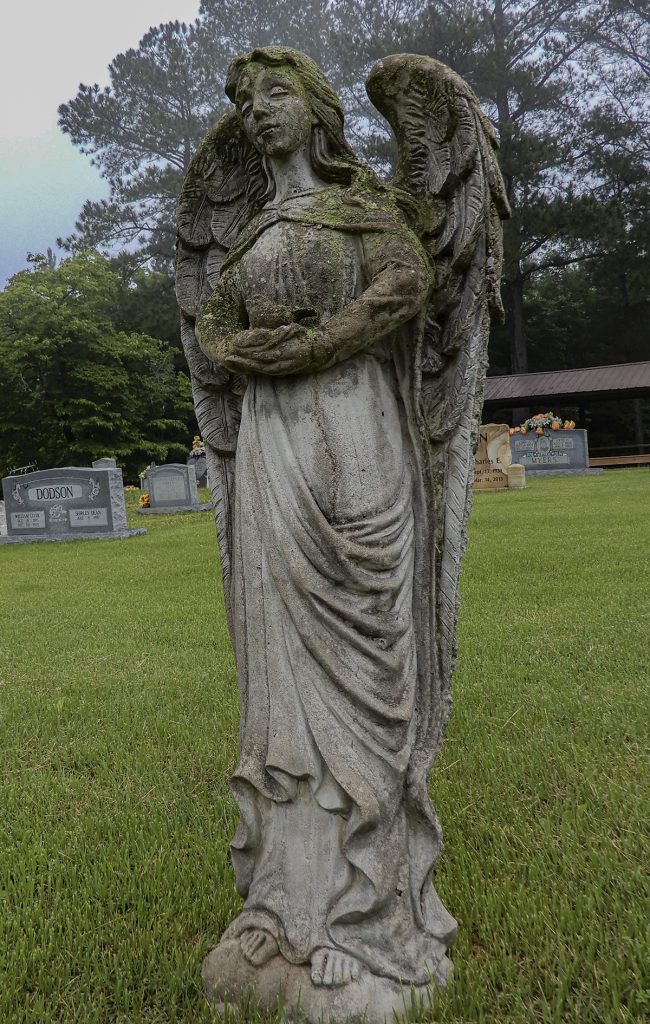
[187,453,208,488]
[92,457,117,469]
[140,463,210,514]
[509,429,602,476]
[0,467,145,544]
[474,424,526,490]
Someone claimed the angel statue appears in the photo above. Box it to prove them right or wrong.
[176,46,509,1022]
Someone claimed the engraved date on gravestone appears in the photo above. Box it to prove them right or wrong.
[10,511,45,530]
[70,508,109,527]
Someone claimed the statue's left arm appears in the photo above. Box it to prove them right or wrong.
[198,226,431,376]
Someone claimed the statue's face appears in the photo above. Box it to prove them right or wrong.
[236,65,313,158]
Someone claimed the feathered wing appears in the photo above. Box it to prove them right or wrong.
[366,55,510,758]
[176,111,255,632]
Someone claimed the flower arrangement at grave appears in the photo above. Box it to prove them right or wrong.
[189,435,206,458]
[139,492,150,508]
[510,412,576,436]
[139,463,155,490]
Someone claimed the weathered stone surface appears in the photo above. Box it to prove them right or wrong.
[202,937,451,1024]
[175,45,509,1020]
[0,467,144,545]
[473,424,527,490]
[474,423,512,490]
[506,463,526,488]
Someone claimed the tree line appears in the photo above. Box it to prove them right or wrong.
[2,1,647,475]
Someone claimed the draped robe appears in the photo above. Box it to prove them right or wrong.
[201,188,457,982]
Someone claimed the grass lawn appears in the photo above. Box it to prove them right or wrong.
[0,471,648,1023]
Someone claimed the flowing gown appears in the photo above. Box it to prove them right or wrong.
[208,192,457,982]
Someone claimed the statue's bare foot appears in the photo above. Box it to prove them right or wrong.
[240,928,279,966]
[311,947,360,986]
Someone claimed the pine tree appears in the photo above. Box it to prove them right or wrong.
[57,1,649,374]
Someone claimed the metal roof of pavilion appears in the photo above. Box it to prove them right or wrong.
[483,361,650,405]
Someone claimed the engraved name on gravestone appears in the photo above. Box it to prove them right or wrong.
[141,463,200,513]
[0,467,144,544]
[509,429,600,475]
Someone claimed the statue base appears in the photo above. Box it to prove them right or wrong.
[202,938,451,1024]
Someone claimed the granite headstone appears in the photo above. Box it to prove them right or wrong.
[140,463,209,514]
[0,467,145,544]
[509,429,602,476]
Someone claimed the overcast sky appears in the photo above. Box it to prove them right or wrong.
[0,1,201,285]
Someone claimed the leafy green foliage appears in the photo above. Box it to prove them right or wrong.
[0,253,192,479]
[0,473,647,1021]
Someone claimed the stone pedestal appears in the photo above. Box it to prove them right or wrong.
[202,938,451,1024]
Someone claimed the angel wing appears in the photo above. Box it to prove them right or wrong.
[366,55,510,749]
[176,110,259,631]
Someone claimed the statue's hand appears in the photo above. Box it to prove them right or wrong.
[221,324,315,375]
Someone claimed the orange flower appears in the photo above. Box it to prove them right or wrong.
[509,427,515,435]
[535,426,544,435]
[551,421,560,430]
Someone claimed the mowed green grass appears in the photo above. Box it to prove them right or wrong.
[0,472,648,1024]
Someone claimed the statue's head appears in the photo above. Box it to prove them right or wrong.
[225,47,363,186]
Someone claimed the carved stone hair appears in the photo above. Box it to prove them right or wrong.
[225,46,368,190]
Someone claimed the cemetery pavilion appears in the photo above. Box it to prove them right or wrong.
[483,360,650,467]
